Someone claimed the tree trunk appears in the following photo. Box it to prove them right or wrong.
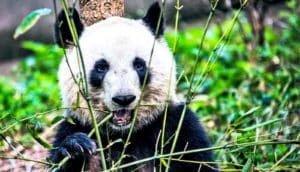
[79,0,124,26]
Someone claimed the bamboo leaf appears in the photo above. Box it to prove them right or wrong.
[13,8,52,39]
[233,106,261,127]
[241,106,261,116]
[239,118,281,132]
[66,117,76,125]
[242,158,253,172]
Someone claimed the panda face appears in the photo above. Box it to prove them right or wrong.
[57,3,177,131]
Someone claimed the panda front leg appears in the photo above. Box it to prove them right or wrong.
[48,121,99,171]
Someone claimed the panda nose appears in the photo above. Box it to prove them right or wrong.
[112,95,136,106]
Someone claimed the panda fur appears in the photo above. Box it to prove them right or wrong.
[49,2,217,172]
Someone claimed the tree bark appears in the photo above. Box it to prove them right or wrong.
[79,0,124,26]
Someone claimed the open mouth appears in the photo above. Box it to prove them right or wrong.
[110,109,134,127]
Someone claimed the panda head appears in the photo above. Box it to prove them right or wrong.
[56,2,177,131]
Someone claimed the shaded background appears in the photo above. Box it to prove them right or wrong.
[0,0,287,75]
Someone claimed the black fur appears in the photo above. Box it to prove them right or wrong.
[48,104,217,172]
[48,119,97,171]
[54,8,84,48]
[133,57,151,86]
[142,2,165,38]
[89,59,110,88]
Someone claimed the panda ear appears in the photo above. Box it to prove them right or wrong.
[54,8,84,48]
[142,2,164,38]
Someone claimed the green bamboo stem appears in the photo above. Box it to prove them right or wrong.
[186,0,220,102]
[192,0,249,100]
[160,1,181,171]
[114,2,167,169]
[60,0,107,170]
[106,140,300,171]
[164,105,187,172]
[0,155,53,166]
[0,107,65,134]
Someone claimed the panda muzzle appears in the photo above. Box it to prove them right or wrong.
[111,109,133,126]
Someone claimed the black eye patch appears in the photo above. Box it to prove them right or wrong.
[89,59,109,88]
[133,57,151,86]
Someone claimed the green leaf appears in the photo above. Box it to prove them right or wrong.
[13,8,52,39]
[232,106,261,127]
[67,117,76,125]
[242,158,253,172]
[239,118,281,132]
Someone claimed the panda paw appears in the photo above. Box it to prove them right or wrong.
[57,132,97,159]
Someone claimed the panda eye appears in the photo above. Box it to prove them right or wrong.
[95,60,109,73]
[133,58,146,71]
[135,63,145,71]
[96,64,109,73]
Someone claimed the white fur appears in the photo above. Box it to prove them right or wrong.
[58,16,177,130]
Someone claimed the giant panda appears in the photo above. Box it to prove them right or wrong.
[48,2,217,172]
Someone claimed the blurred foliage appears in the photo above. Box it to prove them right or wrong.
[165,1,300,170]
[0,41,62,147]
[0,0,299,171]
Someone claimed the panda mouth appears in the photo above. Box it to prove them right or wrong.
[111,109,133,127]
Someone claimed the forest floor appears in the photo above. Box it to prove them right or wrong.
[0,144,47,172]
[0,127,55,171]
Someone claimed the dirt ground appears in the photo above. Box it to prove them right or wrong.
[0,144,48,172]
